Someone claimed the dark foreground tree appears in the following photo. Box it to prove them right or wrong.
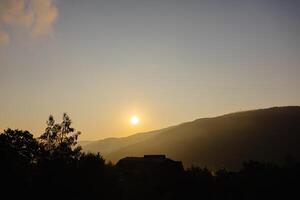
[39,113,82,160]
[0,129,40,196]
[0,129,40,163]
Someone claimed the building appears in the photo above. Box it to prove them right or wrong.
[117,155,184,174]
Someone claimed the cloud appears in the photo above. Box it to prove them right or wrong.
[0,0,58,45]
[0,29,9,44]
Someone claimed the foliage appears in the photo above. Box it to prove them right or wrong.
[0,129,40,163]
[39,113,81,160]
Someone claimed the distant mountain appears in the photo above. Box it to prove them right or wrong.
[81,106,300,170]
[81,127,174,155]
[77,140,92,146]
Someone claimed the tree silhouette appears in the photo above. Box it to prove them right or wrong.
[39,113,81,160]
[0,129,40,163]
[0,129,40,197]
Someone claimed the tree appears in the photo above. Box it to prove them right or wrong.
[0,129,40,164]
[0,129,40,196]
[39,113,81,159]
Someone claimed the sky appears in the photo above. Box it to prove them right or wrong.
[0,0,299,140]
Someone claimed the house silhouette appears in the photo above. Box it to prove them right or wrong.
[117,155,184,174]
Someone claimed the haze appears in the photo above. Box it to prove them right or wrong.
[0,0,299,140]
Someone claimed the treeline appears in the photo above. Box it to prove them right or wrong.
[0,114,299,199]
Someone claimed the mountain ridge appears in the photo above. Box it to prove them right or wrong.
[82,106,300,169]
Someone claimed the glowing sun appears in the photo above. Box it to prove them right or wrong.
[130,115,140,125]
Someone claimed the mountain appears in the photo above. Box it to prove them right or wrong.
[81,106,300,170]
[77,140,92,146]
[80,127,174,155]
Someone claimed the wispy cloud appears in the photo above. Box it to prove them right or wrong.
[0,0,58,45]
[0,29,9,44]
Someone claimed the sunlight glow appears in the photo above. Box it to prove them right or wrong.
[130,115,140,125]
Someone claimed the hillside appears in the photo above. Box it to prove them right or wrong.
[81,126,175,155]
[82,106,300,169]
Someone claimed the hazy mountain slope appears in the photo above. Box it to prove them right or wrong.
[77,140,92,146]
[104,106,300,169]
[81,127,175,155]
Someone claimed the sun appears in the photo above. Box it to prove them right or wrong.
[130,115,140,125]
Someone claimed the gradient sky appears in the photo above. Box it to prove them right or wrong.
[0,0,299,140]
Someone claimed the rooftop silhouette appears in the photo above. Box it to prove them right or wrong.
[117,154,184,173]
